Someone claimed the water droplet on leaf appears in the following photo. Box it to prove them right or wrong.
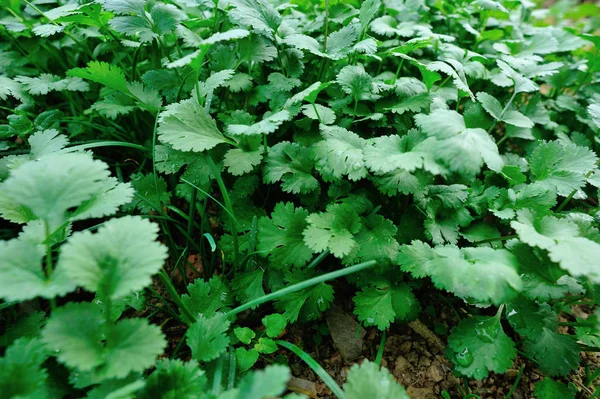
[352,162,362,170]
[455,348,473,367]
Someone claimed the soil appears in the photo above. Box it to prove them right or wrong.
[151,254,600,399]
[278,292,600,399]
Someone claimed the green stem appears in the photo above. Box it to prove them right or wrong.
[207,157,240,272]
[472,235,518,245]
[323,0,330,51]
[276,340,345,399]
[488,90,518,135]
[157,270,196,324]
[44,222,56,310]
[556,165,598,212]
[226,260,377,317]
[392,58,404,84]
[306,250,330,270]
[587,367,600,387]
[64,141,149,153]
[504,364,525,399]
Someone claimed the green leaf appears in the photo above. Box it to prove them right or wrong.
[477,92,503,120]
[236,347,259,373]
[254,337,277,354]
[397,241,522,304]
[137,359,207,399]
[387,92,431,114]
[57,216,168,299]
[511,209,600,283]
[345,213,399,264]
[589,103,600,129]
[529,141,598,197]
[224,147,263,176]
[313,125,368,181]
[128,173,171,213]
[533,379,576,399]
[42,303,166,379]
[257,202,313,268]
[0,238,75,301]
[158,98,228,152]
[344,360,409,399]
[235,327,256,345]
[181,276,234,318]
[236,364,290,399]
[0,153,112,225]
[228,0,281,40]
[353,286,395,330]
[231,268,265,306]
[227,110,290,135]
[262,314,287,338]
[525,328,579,376]
[186,313,230,362]
[303,204,362,258]
[28,129,68,158]
[364,131,442,175]
[415,109,504,175]
[302,104,336,125]
[0,338,50,399]
[506,300,558,340]
[68,62,129,94]
[447,314,516,379]
[336,64,373,100]
[274,270,334,322]
[264,142,318,194]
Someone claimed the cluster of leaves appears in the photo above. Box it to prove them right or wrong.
[1,0,600,397]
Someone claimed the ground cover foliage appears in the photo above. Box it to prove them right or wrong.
[1,0,600,397]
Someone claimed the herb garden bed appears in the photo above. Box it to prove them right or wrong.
[1,0,600,398]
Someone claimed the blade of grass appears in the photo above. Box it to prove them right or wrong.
[226,260,377,317]
[276,340,345,399]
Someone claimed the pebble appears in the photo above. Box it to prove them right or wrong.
[427,363,445,382]
[400,341,412,353]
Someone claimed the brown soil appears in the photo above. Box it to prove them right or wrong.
[280,296,600,399]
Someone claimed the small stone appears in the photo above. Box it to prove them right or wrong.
[393,355,415,386]
[400,341,412,353]
[418,357,432,368]
[407,352,419,365]
[505,369,519,378]
[407,386,437,399]
[531,373,540,381]
[287,377,317,398]
[426,363,445,382]
[325,305,366,362]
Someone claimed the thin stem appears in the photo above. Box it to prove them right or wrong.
[488,90,518,135]
[212,354,224,396]
[226,260,377,317]
[44,222,56,310]
[504,364,525,399]
[228,349,237,390]
[556,164,598,212]
[306,250,330,270]
[323,0,330,50]
[392,58,404,84]
[207,157,240,272]
[472,235,518,245]
[157,269,196,324]
[276,340,345,399]
[587,367,600,387]
[63,141,149,153]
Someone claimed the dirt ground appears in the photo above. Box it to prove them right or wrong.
[280,291,600,399]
